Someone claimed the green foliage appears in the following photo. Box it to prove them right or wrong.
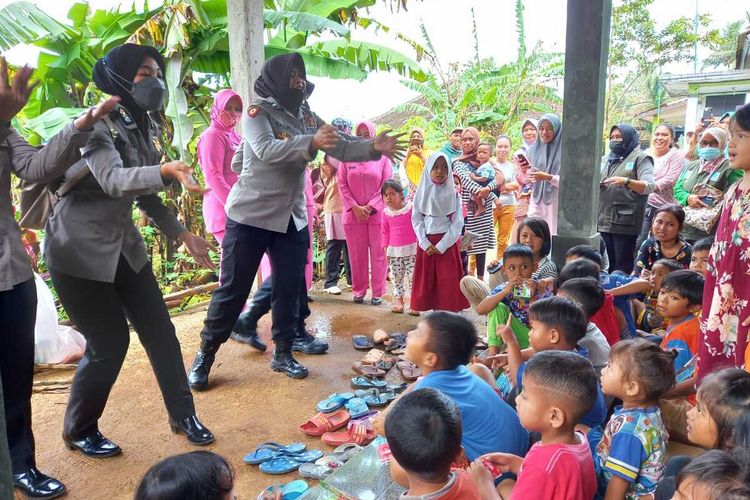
[703,14,750,70]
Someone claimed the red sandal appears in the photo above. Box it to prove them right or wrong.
[299,409,350,437]
[322,419,376,446]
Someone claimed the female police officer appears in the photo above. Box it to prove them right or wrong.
[188,53,403,387]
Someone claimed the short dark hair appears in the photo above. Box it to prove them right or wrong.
[523,350,598,424]
[698,368,750,450]
[528,296,588,347]
[423,311,477,369]
[517,217,551,258]
[676,449,750,500]
[660,269,705,306]
[558,259,601,286]
[477,142,493,150]
[135,451,234,500]
[652,258,683,273]
[693,237,714,253]
[496,134,512,147]
[385,388,462,481]
[732,102,750,133]
[654,123,675,141]
[503,243,534,264]
[558,277,605,319]
[654,203,686,229]
[381,178,404,197]
[608,339,676,402]
[566,245,603,268]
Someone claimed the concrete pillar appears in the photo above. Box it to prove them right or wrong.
[685,96,700,133]
[552,0,613,267]
[226,0,265,105]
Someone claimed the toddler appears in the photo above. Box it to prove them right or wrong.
[501,296,607,430]
[688,236,712,276]
[469,143,499,216]
[470,351,598,500]
[557,277,611,376]
[597,339,675,500]
[401,311,529,461]
[476,244,551,353]
[385,388,481,498]
[381,179,418,316]
[135,451,235,500]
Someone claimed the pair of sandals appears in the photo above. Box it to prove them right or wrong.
[352,330,407,353]
[351,349,398,378]
[391,303,420,316]
[244,442,324,475]
[297,443,363,481]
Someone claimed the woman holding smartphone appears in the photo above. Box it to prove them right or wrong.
[401,128,428,199]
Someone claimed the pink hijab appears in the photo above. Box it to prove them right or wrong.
[209,89,242,147]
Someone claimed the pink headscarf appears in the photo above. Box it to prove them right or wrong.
[209,89,243,147]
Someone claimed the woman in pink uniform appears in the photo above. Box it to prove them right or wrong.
[338,121,393,304]
[197,89,242,245]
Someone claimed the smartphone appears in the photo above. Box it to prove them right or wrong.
[487,261,503,275]
[516,152,529,165]
[701,195,715,205]
[410,137,423,147]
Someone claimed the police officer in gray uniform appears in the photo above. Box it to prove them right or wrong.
[0,58,118,498]
[188,53,403,385]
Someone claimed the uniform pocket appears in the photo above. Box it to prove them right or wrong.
[612,203,637,226]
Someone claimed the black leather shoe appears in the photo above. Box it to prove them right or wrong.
[170,415,215,445]
[63,431,121,458]
[271,341,309,379]
[292,331,329,355]
[12,467,66,499]
[188,340,220,391]
[230,329,267,352]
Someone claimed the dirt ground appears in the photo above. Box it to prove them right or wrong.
[28,288,467,500]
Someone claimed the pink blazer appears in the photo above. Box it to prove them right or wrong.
[337,156,393,225]
[198,128,238,234]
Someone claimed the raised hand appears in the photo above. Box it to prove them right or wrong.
[73,96,121,131]
[0,57,40,122]
[160,160,210,195]
[372,130,407,161]
[312,125,339,151]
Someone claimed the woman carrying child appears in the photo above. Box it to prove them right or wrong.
[381,178,419,316]
[634,203,692,275]
[411,152,469,313]
[454,127,497,280]
[697,104,750,384]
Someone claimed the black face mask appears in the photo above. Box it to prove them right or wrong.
[131,77,167,111]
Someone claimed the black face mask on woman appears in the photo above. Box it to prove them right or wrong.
[130,77,167,111]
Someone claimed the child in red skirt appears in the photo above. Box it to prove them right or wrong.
[410,152,470,312]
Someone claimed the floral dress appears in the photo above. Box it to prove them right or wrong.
[697,181,750,383]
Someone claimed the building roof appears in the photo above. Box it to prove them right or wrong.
[635,99,687,124]
[661,69,750,96]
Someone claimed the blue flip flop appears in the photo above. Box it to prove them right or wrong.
[259,454,305,475]
[351,376,388,389]
[288,449,324,463]
[243,442,306,464]
[344,397,369,419]
[316,392,355,413]
[257,480,309,500]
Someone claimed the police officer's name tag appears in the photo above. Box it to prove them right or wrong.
[625,162,635,172]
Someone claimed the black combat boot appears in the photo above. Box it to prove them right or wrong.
[271,340,309,379]
[187,340,220,391]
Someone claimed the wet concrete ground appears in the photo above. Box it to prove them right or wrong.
[29,288,474,500]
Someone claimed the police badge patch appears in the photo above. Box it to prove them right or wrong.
[248,106,260,118]
[276,131,290,140]
[302,112,316,128]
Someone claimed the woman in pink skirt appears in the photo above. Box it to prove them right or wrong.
[410,152,469,312]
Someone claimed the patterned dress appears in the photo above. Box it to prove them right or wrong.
[697,181,750,383]
[454,161,496,255]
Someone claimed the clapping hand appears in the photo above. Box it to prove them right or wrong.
[73,96,121,131]
[373,129,407,162]
[312,125,339,151]
[0,57,39,122]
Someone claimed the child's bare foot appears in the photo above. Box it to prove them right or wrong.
[391,297,404,313]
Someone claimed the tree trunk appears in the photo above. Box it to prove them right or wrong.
[226,0,265,106]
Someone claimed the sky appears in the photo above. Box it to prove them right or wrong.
[2,0,748,122]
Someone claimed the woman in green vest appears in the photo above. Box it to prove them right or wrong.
[673,127,742,243]
[598,124,655,274]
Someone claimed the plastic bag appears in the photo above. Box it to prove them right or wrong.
[33,274,86,364]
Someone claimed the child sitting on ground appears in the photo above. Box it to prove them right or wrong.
[688,236,712,276]
[469,143,499,216]
[135,451,235,500]
[500,296,607,430]
[672,449,750,500]
[385,388,481,498]
[381,178,419,316]
[597,339,675,500]
[469,351,598,500]
[476,244,552,354]
[557,277,612,376]
[610,258,682,338]
[392,311,529,461]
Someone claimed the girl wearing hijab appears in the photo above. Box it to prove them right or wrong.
[411,152,469,312]
[43,43,216,458]
[597,124,655,274]
[511,118,537,242]
[674,127,742,242]
[189,53,401,384]
[454,127,497,280]
[401,128,428,198]
[338,121,393,304]
[198,89,243,245]
[526,113,562,235]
